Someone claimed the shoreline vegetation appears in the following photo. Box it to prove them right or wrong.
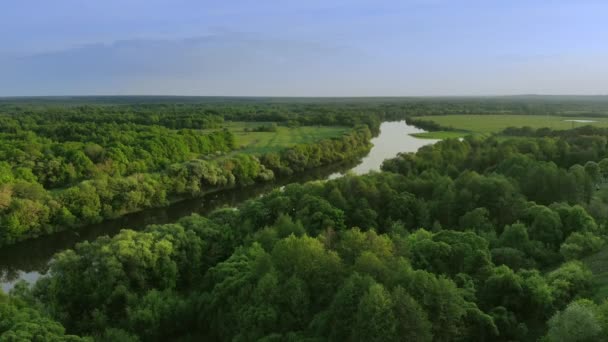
[409,131,469,139]
[0,119,373,247]
[0,99,404,246]
[8,118,608,341]
[5,97,608,340]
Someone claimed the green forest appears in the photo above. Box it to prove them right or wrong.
[0,101,379,246]
[3,96,608,341]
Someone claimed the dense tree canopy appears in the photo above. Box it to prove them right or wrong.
[0,122,605,340]
[0,101,375,246]
[4,98,608,340]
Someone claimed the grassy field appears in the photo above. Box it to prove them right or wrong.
[411,115,608,138]
[222,122,349,155]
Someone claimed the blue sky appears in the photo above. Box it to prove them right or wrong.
[1,0,607,96]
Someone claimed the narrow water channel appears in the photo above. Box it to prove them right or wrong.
[0,121,437,291]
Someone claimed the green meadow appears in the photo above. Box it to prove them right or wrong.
[225,122,349,154]
[411,114,608,139]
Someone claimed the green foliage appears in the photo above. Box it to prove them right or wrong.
[410,130,470,139]
[390,286,433,342]
[0,291,88,341]
[4,100,608,340]
[561,232,604,260]
[545,300,602,342]
[0,106,373,246]
[548,261,594,309]
[353,284,397,341]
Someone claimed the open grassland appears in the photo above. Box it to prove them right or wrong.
[226,122,349,154]
[411,115,608,138]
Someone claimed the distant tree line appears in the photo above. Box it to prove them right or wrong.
[404,117,454,132]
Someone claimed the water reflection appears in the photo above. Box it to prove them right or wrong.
[1,121,436,291]
[329,121,438,178]
[0,160,359,291]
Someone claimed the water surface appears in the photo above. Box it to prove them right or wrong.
[330,121,438,178]
[1,120,436,292]
[564,119,597,123]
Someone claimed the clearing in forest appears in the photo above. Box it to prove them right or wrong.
[225,122,349,154]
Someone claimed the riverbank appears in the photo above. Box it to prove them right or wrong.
[0,158,361,292]
[0,121,437,291]
[410,131,469,139]
[0,125,372,248]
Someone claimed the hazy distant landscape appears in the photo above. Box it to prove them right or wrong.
[3,1,608,341]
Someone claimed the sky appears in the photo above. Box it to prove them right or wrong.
[0,0,607,96]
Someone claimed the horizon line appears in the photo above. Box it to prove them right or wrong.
[2,94,608,99]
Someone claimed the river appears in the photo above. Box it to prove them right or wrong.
[0,121,437,292]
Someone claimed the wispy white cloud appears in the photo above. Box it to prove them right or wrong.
[0,33,366,96]
[1,1,608,95]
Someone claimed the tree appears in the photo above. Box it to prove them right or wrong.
[525,205,563,249]
[491,247,532,271]
[546,300,602,342]
[391,286,433,342]
[548,261,593,309]
[271,235,342,308]
[584,161,601,185]
[295,195,346,235]
[353,284,397,342]
[480,266,524,313]
[60,183,102,223]
[459,207,495,235]
[560,232,604,260]
[0,184,13,210]
[325,273,375,341]
[0,291,88,341]
[551,204,598,237]
[499,223,531,250]
[404,270,467,340]
[0,162,14,185]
